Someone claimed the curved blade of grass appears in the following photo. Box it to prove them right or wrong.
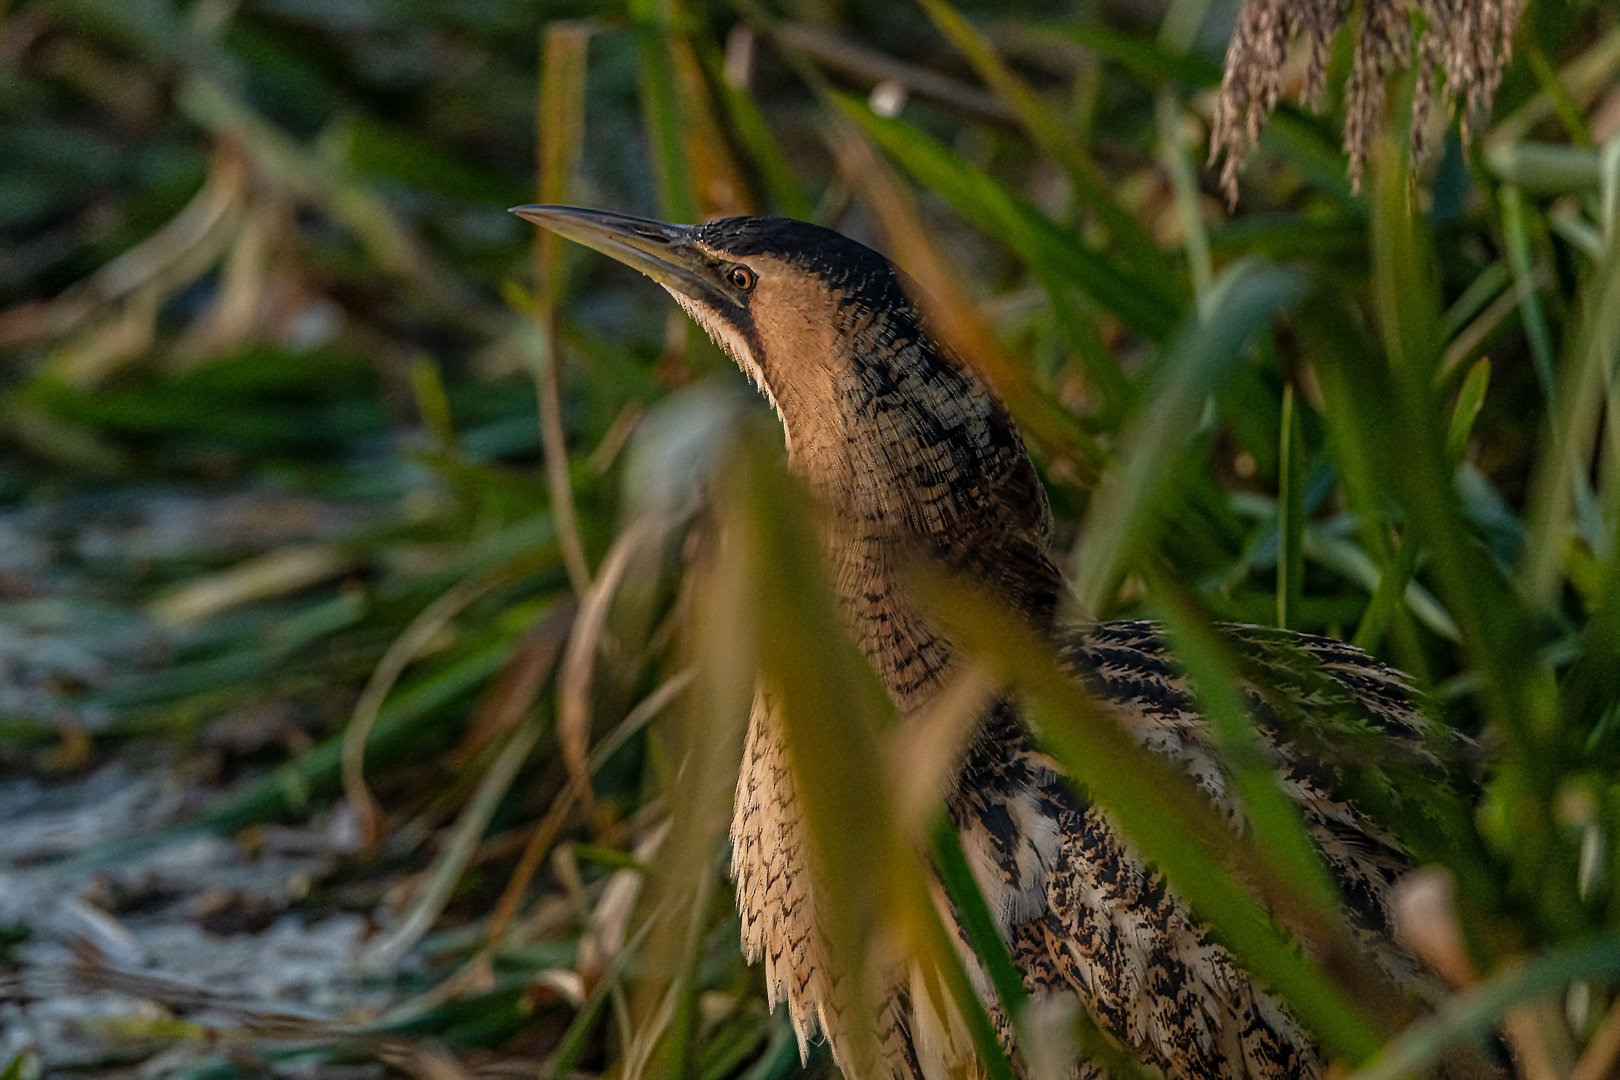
[630,0,698,222]
[1351,936,1620,1080]
[557,521,657,815]
[1521,229,1620,609]
[149,545,350,626]
[365,717,546,968]
[928,814,1161,1080]
[1440,265,1543,383]
[1276,384,1305,628]
[912,0,1177,295]
[1527,43,1596,149]
[703,33,812,217]
[1439,262,1511,348]
[199,636,513,832]
[344,565,525,848]
[904,903,1019,1080]
[929,814,1030,1026]
[1299,533,1460,644]
[1444,358,1491,465]
[1499,185,1558,399]
[1550,211,1608,261]
[832,93,1178,342]
[487,668,688,942]
[1486,142,1604,192]
[1345,531,1425,656]
[546,910,660,1079]
[1074,260,1305,613]
[535,23,594,597]
[1010,21,1223,88]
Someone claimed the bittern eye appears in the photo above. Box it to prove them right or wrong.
[728,264,757,291]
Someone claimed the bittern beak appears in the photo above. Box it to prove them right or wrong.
[510,204,722,304]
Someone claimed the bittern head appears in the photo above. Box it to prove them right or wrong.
[513,205,1053,590]
[511,206,921,445]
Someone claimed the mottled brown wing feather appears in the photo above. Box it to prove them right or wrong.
[936,620,1463,1080]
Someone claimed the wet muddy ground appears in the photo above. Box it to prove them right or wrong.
[0,486,407,1075]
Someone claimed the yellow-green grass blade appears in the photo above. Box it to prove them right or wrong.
[535,23,593,596]
[912,0,1178,296]
[699,38,812,218]
[1276,383,1305,629]
[832,93,1180,343]
[630,0,699,222]
[1352,141,1582,943]
[1010,20,1223,88]
[1073,259,1304,614]
[1521,228,1620,611]
[1444,358,1491,466]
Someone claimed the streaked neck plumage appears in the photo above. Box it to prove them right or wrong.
[674,217,1060,1067]
[790,304,1060,712]
[670,227,1061,712]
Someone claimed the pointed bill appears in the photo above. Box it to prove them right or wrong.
[510,204,719,303]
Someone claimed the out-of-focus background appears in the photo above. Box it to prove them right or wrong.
[2,0,1619,1076]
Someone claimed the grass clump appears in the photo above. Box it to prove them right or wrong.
[1,0,1619,1076]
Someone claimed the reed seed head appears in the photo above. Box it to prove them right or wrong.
[1210,0,1526,204]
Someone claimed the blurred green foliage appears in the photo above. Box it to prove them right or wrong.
[3,0,1620,1076]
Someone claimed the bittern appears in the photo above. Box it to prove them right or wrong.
[513,206,1468,1079]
